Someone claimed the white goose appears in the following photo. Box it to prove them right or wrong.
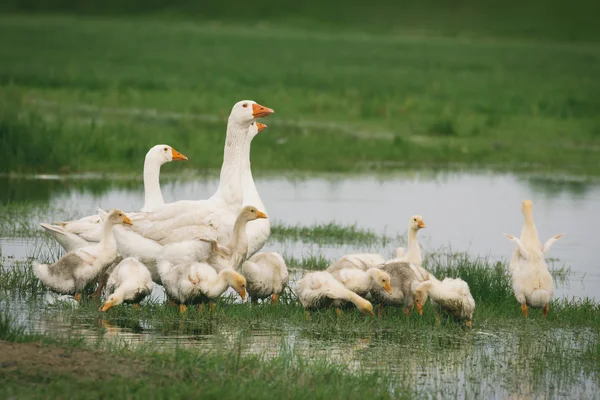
[504,199,564,318]
[326,264,392,298]
[201,206,268,272]
[414,276,476,327]
[297,271,374,317]
[113,101,273,266]
[158,261,247,313]
[99,257,153,311]
[328,253,386,271]
[370,261,426,316]
[241,252,289,304]
[385,215,426,267]
[40,145,187,251]
[33,209,132,303]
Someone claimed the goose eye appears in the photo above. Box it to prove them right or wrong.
[413,218,417,222]
[242,103,248,108]
[164,147,168,151]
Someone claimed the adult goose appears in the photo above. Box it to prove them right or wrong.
[504,200,564,318]
[114,101,273,265]
[40,144,187,252]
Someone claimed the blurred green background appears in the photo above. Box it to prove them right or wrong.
[1,1,599,174]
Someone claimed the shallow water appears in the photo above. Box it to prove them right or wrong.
[1,169,599,398]
[2,170,599,299]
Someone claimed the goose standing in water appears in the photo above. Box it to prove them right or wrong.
[158,261,247,313]
[298,271,374,317]
[326,263,392,298]
[100,257,153,311]
[370,261,427,316]
[241,252,289,304]
[504,200,564,318]
[200,206,268,272]
[414,276,475,327]
[33,209,132,303]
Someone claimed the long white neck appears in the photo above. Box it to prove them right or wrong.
[100,220,117,251]
[228,216,250,270]
[345,291,369,310]
[202,270,236,298]
[212,120,248,212]
[242,134,265,210]
[520,209,541,248]
[406,228,422,265]
[242,133,271,257]
[110,287,126,306]
[141,156,164,212]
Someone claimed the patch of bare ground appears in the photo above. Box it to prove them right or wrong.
[0,340,148,382]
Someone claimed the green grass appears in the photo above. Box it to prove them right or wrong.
[0,14,599,174]
[272,222,397,246]
[2,0,599,43]
[0,315,405,400]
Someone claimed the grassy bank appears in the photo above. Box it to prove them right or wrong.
[1,15,599,175]
[0,317,400,400]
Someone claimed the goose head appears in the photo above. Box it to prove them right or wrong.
[522,199,534,217]
[146,144,187,165]
[248,121,268,139]
[368,268,392,294]
[106,209,133,226]
[356,298,375,316]
[409,215,426,231]
[99,292,124,312]
[413,280,433,315]
[222,270,247,300]
[239,205,268,223]
[229,100,274,125]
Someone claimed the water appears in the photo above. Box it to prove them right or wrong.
[1,170,599,398]
[2,170,599,299]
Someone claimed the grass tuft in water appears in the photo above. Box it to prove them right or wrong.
[271,222,398,246]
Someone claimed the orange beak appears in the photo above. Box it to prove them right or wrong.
[171,148,188,161]
[256,210,268,219]
[256,122,268,132]
[252,103,274,118]
[418,220,426,228]
[123,215,133,225]
[99,302,113,312]
[384,283,392,294]
[416,304,423,316]
[239,288,247,300]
